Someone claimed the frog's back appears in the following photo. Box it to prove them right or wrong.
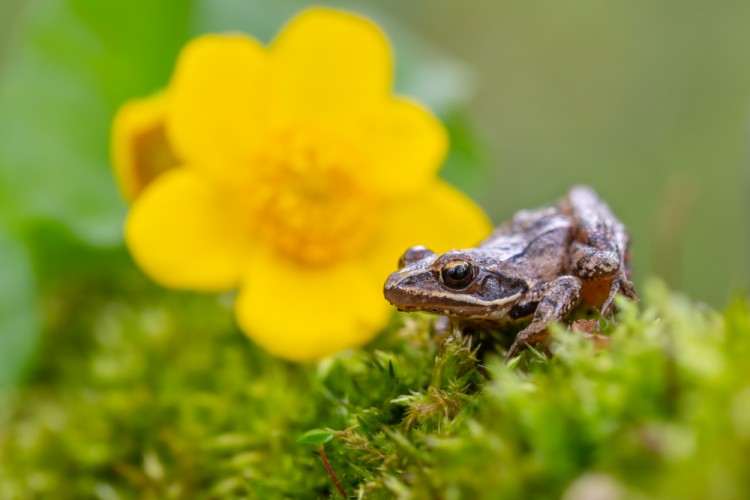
[478,204,574,281]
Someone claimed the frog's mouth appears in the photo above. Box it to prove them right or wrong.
[386,296,520,319]
[384,271,522,319]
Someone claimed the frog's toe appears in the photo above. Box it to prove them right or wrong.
[619,277,637,300]
[506,325,550,362]
[505,343,521,362]
[505,338,531,361]
[600,276,637,316]
[601,293,617,317]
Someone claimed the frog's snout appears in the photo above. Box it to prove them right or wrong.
[384,270,410,296]
[383,271,421,308]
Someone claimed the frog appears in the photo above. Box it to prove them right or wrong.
[383,186,637,360]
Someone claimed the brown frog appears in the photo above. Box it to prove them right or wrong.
[383,186,637,359]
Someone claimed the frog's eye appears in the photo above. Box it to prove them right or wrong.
[398,246,434,269]
[440,259,476,290]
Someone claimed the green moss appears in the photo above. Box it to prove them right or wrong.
[1,278,750,499]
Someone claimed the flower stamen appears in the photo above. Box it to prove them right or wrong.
[252,126,377,266]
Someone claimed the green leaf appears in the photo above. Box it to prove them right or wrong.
[0,0,191,246]
[0,223,40,388]
[296,429,334,446]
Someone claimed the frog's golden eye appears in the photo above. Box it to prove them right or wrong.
[440,259,475,290]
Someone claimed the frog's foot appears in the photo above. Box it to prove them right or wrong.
[505,275,582,362]
[600,274,637,317]
[505,324,549,360]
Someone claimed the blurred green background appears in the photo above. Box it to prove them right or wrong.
[1,0,748,384]
[1,1,750,496]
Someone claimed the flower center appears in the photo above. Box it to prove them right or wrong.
[131,121,180,198]
[250,125,377,266]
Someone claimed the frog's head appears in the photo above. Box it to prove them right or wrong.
[383,246,529,320]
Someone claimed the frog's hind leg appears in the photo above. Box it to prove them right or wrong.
[565,186,637,315]
[505,276,582,360]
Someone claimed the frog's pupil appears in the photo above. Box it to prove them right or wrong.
[448,265,469,280]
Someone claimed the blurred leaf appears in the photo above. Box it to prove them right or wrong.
[440,111,490,203]
[0,0,191,246]
[0,223,39,388]
[297,429,334,446]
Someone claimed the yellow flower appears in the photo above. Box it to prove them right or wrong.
[111,93,180,201]
[120,8,492,361]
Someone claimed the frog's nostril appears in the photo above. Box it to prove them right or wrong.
[384,273,421,306]
[385,272,413,290]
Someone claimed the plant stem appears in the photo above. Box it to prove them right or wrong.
[318,446,347,498]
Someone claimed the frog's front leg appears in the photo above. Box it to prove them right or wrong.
[505,276,582,360]
[567,186,636,315]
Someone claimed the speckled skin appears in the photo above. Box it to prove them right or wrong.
[383,186,636,359]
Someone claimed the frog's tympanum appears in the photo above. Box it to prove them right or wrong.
[383,186,637,359]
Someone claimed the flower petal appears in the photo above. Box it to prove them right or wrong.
[111,93,179,201]
[126,169,254,291]
[355,98,447,197]
[366,180,493,280]
[236,251,392,361]
[167,34,270,180]
[271,8,392,121]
